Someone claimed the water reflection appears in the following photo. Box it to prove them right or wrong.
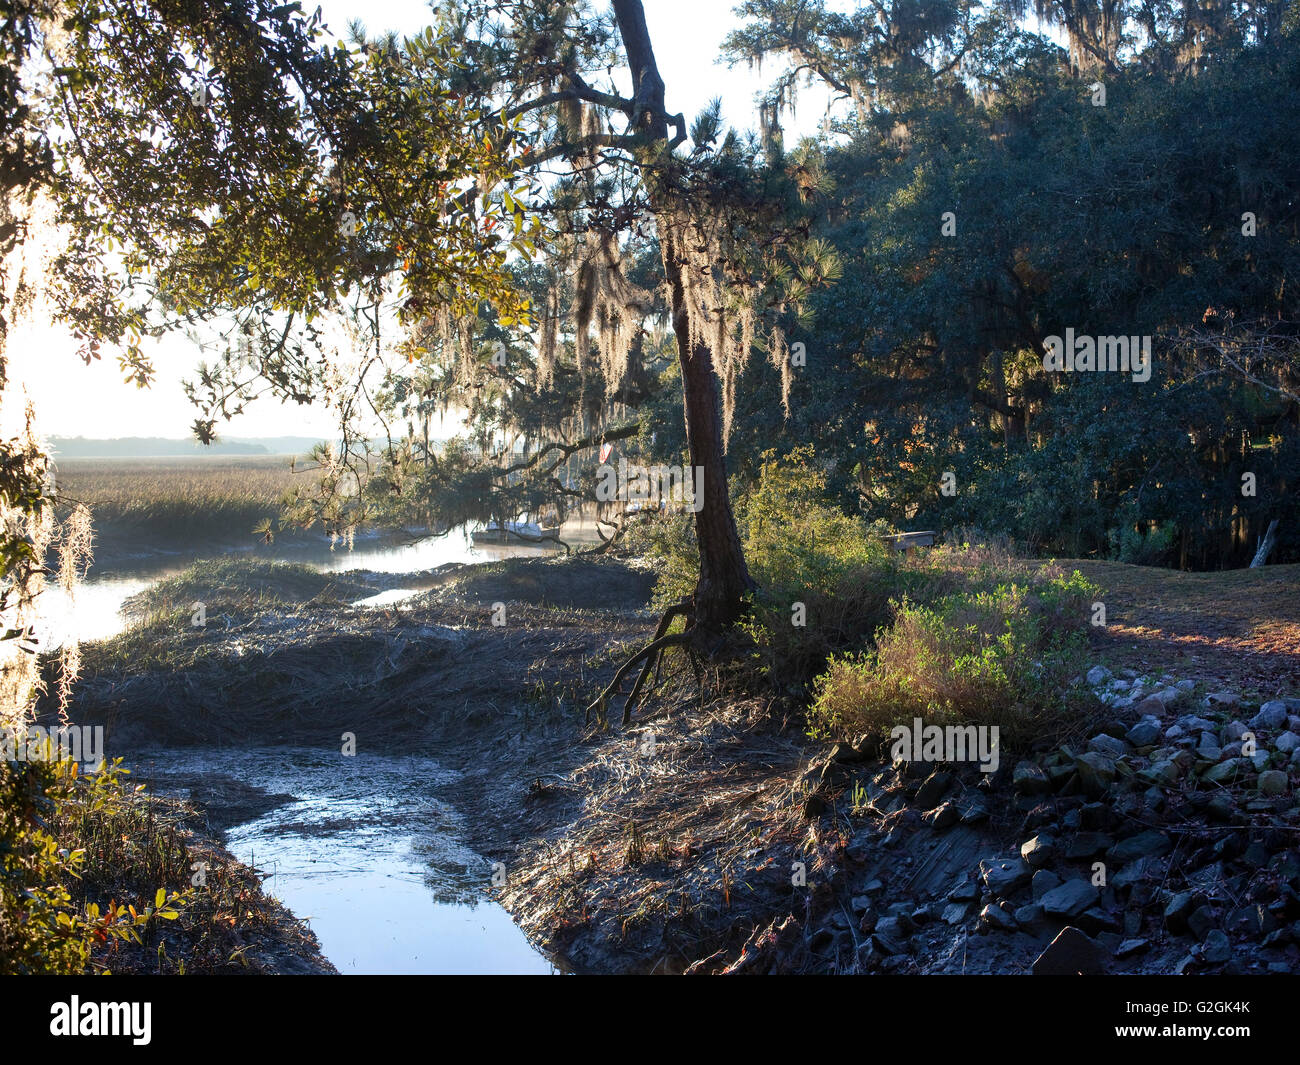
[136,747,557,975]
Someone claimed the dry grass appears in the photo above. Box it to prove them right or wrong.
[53,456,319,543]
[1068,559,1300,698]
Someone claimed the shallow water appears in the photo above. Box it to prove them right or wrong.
[37,522,582,649]
[137,746,557,975]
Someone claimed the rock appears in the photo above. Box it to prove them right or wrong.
[941,902,970,925]
[947,877,979,902]
[1188,905,1217,940]
[1115,938,1150,958]
[1136,695,1167,715]
[1087,733,1129,758]
[871,929,909,956]
[914,770,953,808]
[1250,701,1289,731]
[1140,759,1182,786]
[1074,752,1117,797]
[1032,869,1063,901]
[1079,906,1122,935]
[1222,719,1248,743]
[1202,759,1242,784]
[1112,857,1161,890]
[981,857,1033,897]
[1179,714,1218,732]
[1086,666,1112,686]
[1176,679,1196,693]
[1013,761,1051,795]
[1164,891,1195,931]
[1275,731,1300,754]
[1107,830,1173,864]
[923,801,960,830]
[958,794,989,823]
[1126,718,1163,747]
[1206,692,1241,712]
[979,903,1018,932]
[1064,832,1113,860]
[862,878,884,895]
[1201,929,1231,964]
[1015,902,1045,926]
[1258,770,1288,796]
[1032,926,1107,975]
[1040,879,1101,919]
[1021,834,1058,868]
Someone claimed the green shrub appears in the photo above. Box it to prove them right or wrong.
[809,569,1099,746]
[0,742,184,975]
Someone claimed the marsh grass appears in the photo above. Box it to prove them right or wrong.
[53,456,319,544]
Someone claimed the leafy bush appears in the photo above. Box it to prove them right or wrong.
[0,743,184,975]
[809,568,1099,746]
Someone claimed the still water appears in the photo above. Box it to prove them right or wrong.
[138,747,557,975]
[47,524,575,974]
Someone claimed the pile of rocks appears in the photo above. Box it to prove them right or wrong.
[809,673,1300,974]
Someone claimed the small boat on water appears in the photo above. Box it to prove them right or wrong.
[471,520,560,544]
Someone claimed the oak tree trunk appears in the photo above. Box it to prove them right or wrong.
[612,0,756,634]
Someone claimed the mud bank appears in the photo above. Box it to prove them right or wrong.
[50,555,1300,975]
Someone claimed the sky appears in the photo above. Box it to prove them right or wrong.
[9,1,837,444]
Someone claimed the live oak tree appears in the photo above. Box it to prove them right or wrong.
[391,1,839,724]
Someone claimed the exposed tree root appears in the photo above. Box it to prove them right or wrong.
[585,599,697,726]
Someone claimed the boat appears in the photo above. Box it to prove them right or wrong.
[471,520,561,544]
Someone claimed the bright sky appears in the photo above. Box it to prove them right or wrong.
[9,1,835,443]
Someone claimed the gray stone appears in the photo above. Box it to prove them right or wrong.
[1040,879,1101,918]
[1126,719,1163,747]
[1015,902,1045,926]
[1115,938,1150,958]
[1064,832,1113,860]
[1032,868,1063,901]
[1086,665,1112,687]
[1258,770,1288,796]
[941,902,970,925]
[1206,692,1241,712]
[1021,834,1058,868]
[1013,761,1050,795]
[979,903,1018,932]
[981,857,1033,897]
[1107,830,1172,864]
[1222,719,1248,742]
[1032,926,1106,975]
[1087,733,1129,758]
[914,770,953,808]
[1275,731,1300,753]
[1202,759,1242,784]
[1179,714,1219,733]
[1187,905,1217,940]
[1201,929,1231,964]
[1075,752,1117,796]
[1250,701,1289,731]
[1164,891,1195,931]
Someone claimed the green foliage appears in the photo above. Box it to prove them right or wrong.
[0,747,184,975]
[809,568,1099,746]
